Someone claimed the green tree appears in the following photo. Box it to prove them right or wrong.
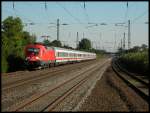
[43,39,51,46]
[63,44,74,49]
[51,40,62,47]
[141,44,148,51]
[2,16,23,40]
[1,16,36,72]
[79,38,91,50]
[22,31,31,45]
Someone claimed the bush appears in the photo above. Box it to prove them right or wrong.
[1,55,8,73]
[119,50,148,75]
[7,54,25,72]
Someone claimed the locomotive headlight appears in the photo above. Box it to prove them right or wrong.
[36,56,40,60]
[25,57,29,60]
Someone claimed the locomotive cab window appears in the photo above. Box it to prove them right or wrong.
[27,48,40,55]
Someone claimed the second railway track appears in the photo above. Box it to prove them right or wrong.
[112,58,149,102]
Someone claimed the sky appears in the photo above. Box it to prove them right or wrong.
[2,1,148,52]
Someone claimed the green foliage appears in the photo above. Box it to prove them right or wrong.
[128,46,141,52]
[1,16,36,73]
[43,39,52,46]
[117,44,148,54]
[96,53,105,59]
[51,40,62,47]
[79,38,91,50]
[2,16,23,38]
[63,45,74,49]
[141,44,148,50]
[1,54,8,73]
[119,50,149,75]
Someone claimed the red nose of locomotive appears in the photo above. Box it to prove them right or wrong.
[25,47,41,68]
[25,48,40,60]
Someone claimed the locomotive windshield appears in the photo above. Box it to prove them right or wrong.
[27,48,40,55]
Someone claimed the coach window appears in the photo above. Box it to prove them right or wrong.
[60,52,62,57]
[65,52,68,57]
[64,52,67,57]
[62,52,64,57]
[58,52,60,57]
[57,52,60,57]
[63,52,66,57]
[70,53,72,57]
[61,52,63,57]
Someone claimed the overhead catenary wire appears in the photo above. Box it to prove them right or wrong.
[131,10,148,24]
[12,2,35,24]
[56,2,83,25]
[56,2,94,47]
[12,1,17,17]
[8,2,147,51]
[81,2,100,44]
[123,2,128,30]
[45,1,47,10]
[80,2,90,24]
[13,1,14,9]
[11,2,39,35]
[124,3,128,23]
[12,2,53,27]
[44,1,54,23]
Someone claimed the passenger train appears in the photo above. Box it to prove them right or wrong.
[24,43,96,69]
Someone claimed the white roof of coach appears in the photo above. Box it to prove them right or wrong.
[52,47,95,55]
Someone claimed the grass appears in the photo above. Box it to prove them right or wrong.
[96,53,106,59]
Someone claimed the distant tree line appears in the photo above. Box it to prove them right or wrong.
[1,16,36,72]
[43,38,106,54]
[117,44,149,75]
[117,44,148,54]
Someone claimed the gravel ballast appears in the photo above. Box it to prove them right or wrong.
[78,66,149,112]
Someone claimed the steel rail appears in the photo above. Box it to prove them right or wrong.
[112,59,149,102]
[8,60,108,111]
[2,60,96,91]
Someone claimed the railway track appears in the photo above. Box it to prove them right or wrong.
[112,58,149,102]
[2,60,97,91]
[115,60,148,86]
[2,60,95,84]
[7,59,110,111]
[2,60,90,77]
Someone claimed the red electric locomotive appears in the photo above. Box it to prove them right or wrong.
[24,43,55,69]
